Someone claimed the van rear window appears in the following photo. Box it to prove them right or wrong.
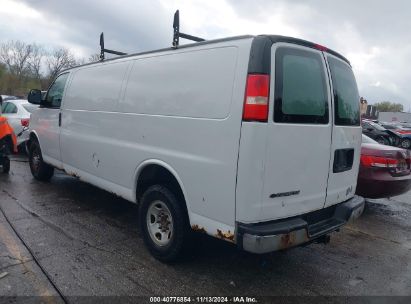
[274,47,329,124]
[328,56,360,126]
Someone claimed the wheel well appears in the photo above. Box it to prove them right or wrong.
[29,133,39,144]
[27,133,39,149]
[136,164,186,206]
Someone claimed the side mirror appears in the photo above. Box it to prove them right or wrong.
[367,128,373,131]
[28,89,42,105]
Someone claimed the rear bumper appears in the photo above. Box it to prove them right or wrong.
[237,195,365,254]
[356,168,411,198]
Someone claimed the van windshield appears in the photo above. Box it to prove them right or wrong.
[328,56,360,126]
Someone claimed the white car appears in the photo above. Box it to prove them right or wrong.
[1,95,19,102]
[1,99,38,147]
[27,34,365,262]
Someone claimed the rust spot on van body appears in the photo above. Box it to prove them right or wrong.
[191,225,207,233]
[280,233,296,249]
[278,230,309,250]
[66,171,80,178]
[216,229,234,242]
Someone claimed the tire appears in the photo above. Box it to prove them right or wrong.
[401,138,411,149]
[139,185,189,263]
[376,136,388,145]
[28,140,54,181]
[1,157,10,174]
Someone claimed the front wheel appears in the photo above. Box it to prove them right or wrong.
[29,141,54,181]
[400,138,411,149]
[0,156,10,174]
[139,185,189,263]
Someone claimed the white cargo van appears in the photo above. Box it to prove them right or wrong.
[27,34,365,262]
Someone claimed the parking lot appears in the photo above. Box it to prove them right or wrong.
[1,155,411,301]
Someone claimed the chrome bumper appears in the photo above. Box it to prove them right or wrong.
[238,195,365,254]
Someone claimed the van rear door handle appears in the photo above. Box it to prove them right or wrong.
[58,112,62,127]
[333,148,354,173]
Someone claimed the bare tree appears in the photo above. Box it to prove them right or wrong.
[28,44,45,80]
[0,40,32,80]
[88,53,101,63]
[46,47,77,82]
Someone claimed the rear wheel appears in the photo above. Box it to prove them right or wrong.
[139,185,189,263]
[29,140,54,181]
[0,156,10,173]
[400,138,411,149]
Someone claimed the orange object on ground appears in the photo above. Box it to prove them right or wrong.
[0,116,17,153]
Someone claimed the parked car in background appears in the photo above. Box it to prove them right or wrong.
[0,95,19,103]
[356,134,411,198]
[362,120,394,145]
[1,99,38,150]
[398,122,411,129]
[0,115,18,173]
[379,122,411,133]
[379,122,411,149]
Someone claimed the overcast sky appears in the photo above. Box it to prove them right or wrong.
[1,0,410,107]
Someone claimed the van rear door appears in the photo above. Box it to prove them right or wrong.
[259,43,333,221]
[324,55,361,207]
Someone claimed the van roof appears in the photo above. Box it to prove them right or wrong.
[61,34,350,74]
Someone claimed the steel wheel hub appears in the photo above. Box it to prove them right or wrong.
[146,200,174,246]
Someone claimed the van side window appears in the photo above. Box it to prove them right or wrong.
[274,47,328,124]
[327,56,360,126]
[46,73,69,108]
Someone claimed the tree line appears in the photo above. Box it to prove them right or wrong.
[0,40,99,97]
[373,101,404,112]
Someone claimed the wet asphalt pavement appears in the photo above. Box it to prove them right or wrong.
[0,155,410,302]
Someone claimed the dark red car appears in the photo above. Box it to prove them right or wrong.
[356,135,411,198]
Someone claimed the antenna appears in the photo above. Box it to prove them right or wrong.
[172,10,205,48]
[99,32,128,61]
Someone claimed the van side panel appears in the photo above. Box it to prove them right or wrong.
[60,40,253,233]
[121,47,237,119]
[117,44,248,231]
[64,62,130,112]
[61,61,130,181]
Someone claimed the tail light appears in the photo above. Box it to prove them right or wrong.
[242,74,269,122]
[21,118,29,127]
[361,154,410,176]
[360,155,398,168]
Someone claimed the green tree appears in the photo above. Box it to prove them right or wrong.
[374,101,404,112]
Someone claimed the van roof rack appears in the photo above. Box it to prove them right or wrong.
[172,10,205,48]
[98,10,204,60]
[100,32,128,61]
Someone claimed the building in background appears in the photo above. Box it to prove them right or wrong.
[378,112,411,123]
[360,97,379,119]
[360,97,368,115]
